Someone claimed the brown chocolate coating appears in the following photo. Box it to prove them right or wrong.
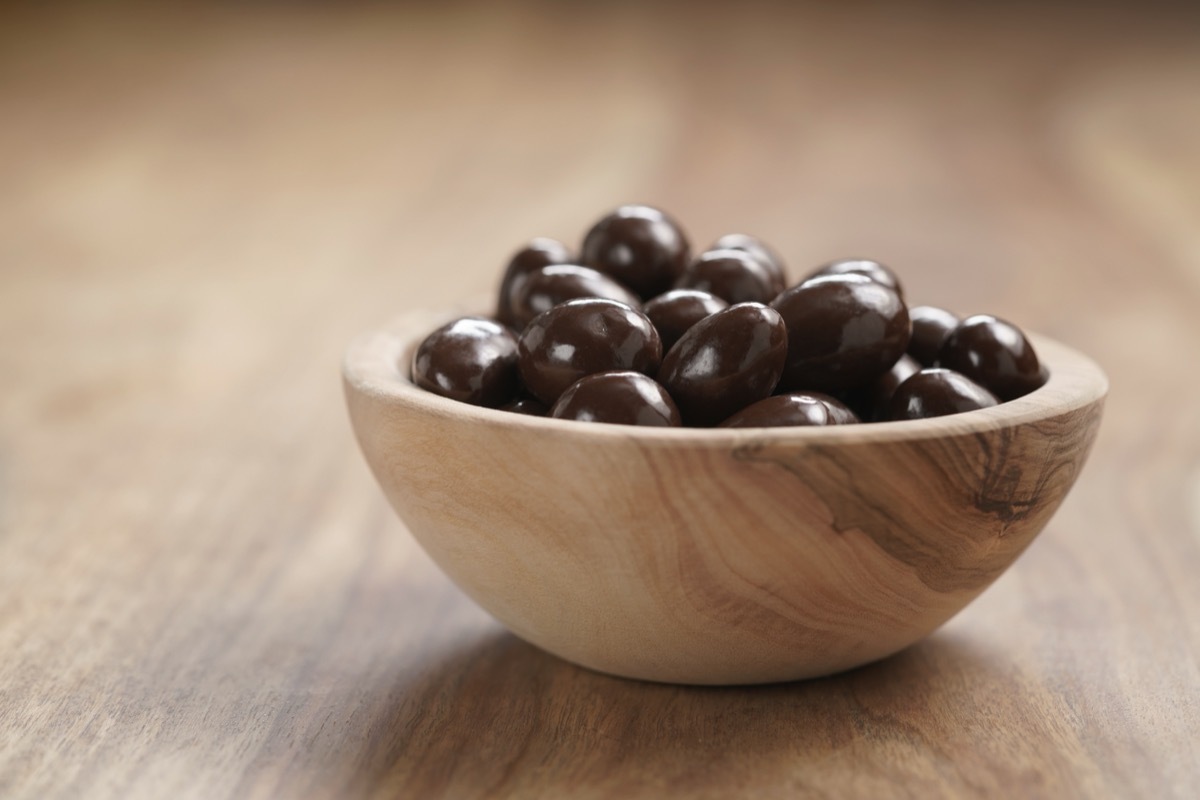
[496,238,573,329]
[719,393,835,428]
[770,273,911,393]
[509,264,640,330]
[550,371,681,427]
[885,368,1000,420]
[806,258,903,299]
[643,289,729,352]
[709,234,788,297]
[659,303,788,427]
[517,298,662,405]
[499,396,548,416]
[937,314,1046,401]
[580,205,691,300]
[804,392,862,424]
[908,305,960,366]
[675,249,780,305]
[841,353,921,421]
[411,317,520,407]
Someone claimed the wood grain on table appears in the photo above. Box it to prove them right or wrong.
[1,2,1197,798]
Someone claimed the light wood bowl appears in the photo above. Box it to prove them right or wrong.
[343,309,1107,685]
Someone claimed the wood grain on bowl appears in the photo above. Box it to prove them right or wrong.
[344,313,1107,684]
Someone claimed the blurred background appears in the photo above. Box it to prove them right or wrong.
[4,0,1198,452]
[2,2,1199,796]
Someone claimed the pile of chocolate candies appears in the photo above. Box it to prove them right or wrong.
[410,205,1048,428]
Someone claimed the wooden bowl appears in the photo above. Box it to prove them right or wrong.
[343,310,1107,685]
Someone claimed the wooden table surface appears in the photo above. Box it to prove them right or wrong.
[2,2,1198,797]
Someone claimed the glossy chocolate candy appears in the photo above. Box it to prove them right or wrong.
[517,298,662,405]
[509,264,640,330]
[496,238,573,329]
[806,392,861,424]
[841,353,921,421]
[659,303,787,427]
[770,273,910,392]
[500,396,548,416]
[411,317,520,407]
[581,205,691,300]
[675,249,780,305]
[709,233,787,297]
[416,207,1053,427]
[885,368,1000,420]
[937,314,1046,400]
[806,258,904,299]
[908,305,960,366]
[550,371,681,427]
[718,392,857,428]
[643,289,729,352]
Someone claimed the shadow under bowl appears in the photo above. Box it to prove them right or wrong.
[343,310,1107,685]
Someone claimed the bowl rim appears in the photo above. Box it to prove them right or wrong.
[343,308,1109,447]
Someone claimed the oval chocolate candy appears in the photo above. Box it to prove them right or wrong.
[770,273,910,392]
[643,289,729,352]
[658,302,787,427]
[805,258,904,299]
[803,392,861,424]
[550,371,680,427]
[509,264,640,330]
[908,305,960,366]
[517,298,662,405]
[718,392,857,428]
[411,317,520,407]
[675,248,781,305]
[709,233,787,297]
[581,204,691,300]
[496,238,573,329]
[885,368,999,420]
[937,314,1046,400]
